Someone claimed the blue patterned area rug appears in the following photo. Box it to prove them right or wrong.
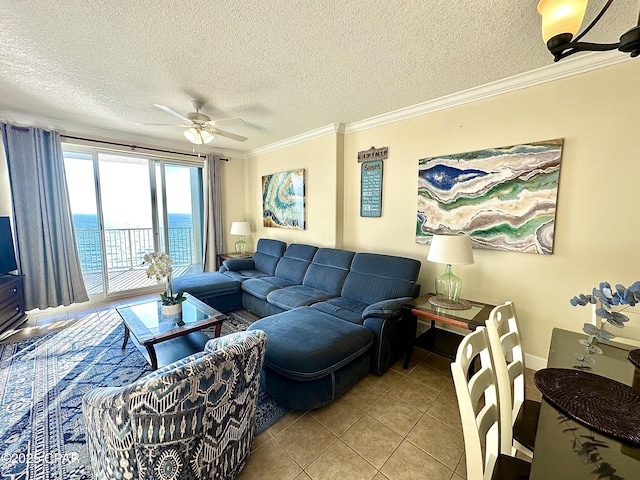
[0,308,289,479]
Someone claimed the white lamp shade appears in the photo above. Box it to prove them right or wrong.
[184,127,214,145]
[230,221,251,236]
[537,0,588,42]
[427,234,474,265]
[200,129,214,144]
[184,127,202,144]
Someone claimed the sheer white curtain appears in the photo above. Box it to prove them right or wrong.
[1,124,88,310]
[202,154,225,272]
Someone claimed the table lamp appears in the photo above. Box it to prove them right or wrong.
[230,221,251,254]
[427,234,474,309]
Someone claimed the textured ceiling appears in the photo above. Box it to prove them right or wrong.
[0,0,637,155]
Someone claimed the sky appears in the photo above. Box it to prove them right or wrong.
[64,151,195,228]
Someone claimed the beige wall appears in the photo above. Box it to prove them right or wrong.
[220,155,249,252]
[245,60,640,362]
[246,133,343,248]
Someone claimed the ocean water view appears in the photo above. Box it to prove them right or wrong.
[72,213,196,272]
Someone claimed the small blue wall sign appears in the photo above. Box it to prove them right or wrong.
[360,159,383,217]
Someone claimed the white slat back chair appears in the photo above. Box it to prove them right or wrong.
[486,301,539,459]
[451,327,530,480]
[591,301,640,348]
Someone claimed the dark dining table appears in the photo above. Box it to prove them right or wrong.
[530,328,640,479]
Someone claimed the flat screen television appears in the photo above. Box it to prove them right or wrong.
[0,217,18,275]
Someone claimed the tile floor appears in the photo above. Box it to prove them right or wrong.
[4,296,543,480]
[238,352,540,480]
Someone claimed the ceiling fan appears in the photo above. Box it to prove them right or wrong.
[145,100,248,145]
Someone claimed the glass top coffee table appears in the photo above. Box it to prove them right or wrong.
[117,293,226,370]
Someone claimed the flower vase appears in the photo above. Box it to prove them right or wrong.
[161,303,182,316]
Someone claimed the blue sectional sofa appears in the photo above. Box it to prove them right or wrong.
[173,239,287,313]
[176,238,421,410]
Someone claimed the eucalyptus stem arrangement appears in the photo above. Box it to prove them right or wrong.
[570,281,640,368]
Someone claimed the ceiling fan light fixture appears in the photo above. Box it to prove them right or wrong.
[184,127,203,144]
[200,129,214,144]
[154,102,246,144]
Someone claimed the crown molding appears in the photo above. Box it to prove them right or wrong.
[245,123,344,158]
[345,51,632,134]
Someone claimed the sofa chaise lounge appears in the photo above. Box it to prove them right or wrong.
[174,238,421,410]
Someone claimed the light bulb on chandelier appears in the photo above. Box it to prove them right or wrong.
[537,0,640,61]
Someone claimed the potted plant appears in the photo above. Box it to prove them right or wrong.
[143,252,186,315]
[570,281,640,368]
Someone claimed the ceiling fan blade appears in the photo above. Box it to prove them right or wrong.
[207,117,246,128]
[134,122,186,126]
[208,127,248,142]
[153,104,191,123]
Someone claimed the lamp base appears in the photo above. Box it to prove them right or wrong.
[235,238,247,254]
[428,295,472,310]
[434,264,463,301]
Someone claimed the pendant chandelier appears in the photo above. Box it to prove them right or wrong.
[537,0,640,61]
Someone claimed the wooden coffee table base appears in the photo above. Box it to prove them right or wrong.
[117,294,226,371]
[122,321,224,370]
[121,325,162,371]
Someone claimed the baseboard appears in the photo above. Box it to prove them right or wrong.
[525,353,547,371]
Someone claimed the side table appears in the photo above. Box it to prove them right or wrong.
[403,293,495,368]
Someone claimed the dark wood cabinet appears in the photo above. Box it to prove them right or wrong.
[0,274,27,332]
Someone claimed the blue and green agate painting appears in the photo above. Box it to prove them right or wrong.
[416,139,563,254]
[263,169,306,230]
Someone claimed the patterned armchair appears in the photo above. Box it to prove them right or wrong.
[82,330,267,480]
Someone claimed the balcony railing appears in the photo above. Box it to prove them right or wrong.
[75,227,195,273]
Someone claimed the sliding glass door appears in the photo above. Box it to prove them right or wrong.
[156,163,203,275]
[63,152,105,294]
[63,147,203,298]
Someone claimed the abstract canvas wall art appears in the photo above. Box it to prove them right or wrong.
[263,169,306,230]
[416,139,564,254]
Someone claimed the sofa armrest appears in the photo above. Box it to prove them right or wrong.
[222,258,256,271]
[362,296,414,320]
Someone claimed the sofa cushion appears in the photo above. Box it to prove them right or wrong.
[248,306,373,381]
[240,243,318,301]
[311,297,367,324]
[253,238,287,275]
[273,243,318,283]
[341,253,421,304]
[172,272,241,298]
[241,276,297,300]
[222,269,271,282]
[266,285,335,310]
[302,248,355,295]
[220,238,287,282]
